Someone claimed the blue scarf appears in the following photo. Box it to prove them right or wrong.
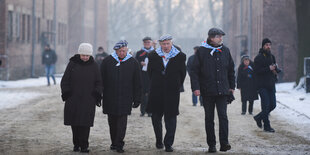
[155,45,180,68]
[111,51,132,66]
[142,46,154,53]
[200,41,222,56]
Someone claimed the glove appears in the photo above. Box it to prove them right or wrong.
[61,91,72,101]
[227,92,235,104]
[132,102,140,108]
[96,100,101,107]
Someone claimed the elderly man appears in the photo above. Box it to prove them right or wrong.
[146,35,186,152]
[100,40,142,153]
[135,37,154,117]
[190,28,235,153]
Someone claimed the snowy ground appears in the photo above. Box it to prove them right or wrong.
[0,76,309,154]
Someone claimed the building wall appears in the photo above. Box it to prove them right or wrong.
[223,0,298,82]
[0,0,108,80]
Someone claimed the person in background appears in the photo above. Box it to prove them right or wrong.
[95,46,108,66]
[146,34,186,152]
[190,28,235,153]
[253,38,278,133]
[187,46,203,106]
[61,43,102,153]
[42,44,57,86]
[237,55,258,115]
[100,40,142,153]
[135,36,154,117]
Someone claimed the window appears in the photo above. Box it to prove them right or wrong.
[27,15,31,43]
[58,23,61,44]
[21,14,26,41]
[7,11,13,41]
[15,12,20,41]
[37,18,40,43]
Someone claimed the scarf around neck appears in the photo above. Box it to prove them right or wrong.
[142,46,154,53]
[155,45,180,67]
[111,51,132,66]
[200,41,222,56]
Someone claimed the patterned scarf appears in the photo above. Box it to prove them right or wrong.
[156,45,180,68]
[111,51,132,66]
[200,41,222,56]
[142,46,154,53]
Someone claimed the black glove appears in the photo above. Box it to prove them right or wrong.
[92,91,102,107]
[61,91,72,101]
[96,100,101,107]
[132,102,140,108]
[227,92,235,104]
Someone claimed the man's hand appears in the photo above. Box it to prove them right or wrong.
[194,90,200,96]
[269,65,276,71]
[229,89,234,94]
[141,61,146,66]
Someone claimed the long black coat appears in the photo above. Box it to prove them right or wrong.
[237,62,258,101]
[254,49,277,90]
[146,50,186,116]
[190,44,235,96]
[135,49,151,93]
[100,55,142,115]
[61,55,102,127]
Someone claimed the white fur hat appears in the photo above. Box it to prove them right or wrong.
[78,43,93,56]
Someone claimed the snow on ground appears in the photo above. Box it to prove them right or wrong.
[0,76,62,88]
[0,76,61,110]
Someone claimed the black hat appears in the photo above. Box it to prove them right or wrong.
[142,36,152,42]
[193,46,200,50]
[262,38,271,47]
[208,28,225,36]
[98,46,104,50]
[241,55,250,62]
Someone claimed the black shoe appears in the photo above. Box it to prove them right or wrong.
[140,113,145,117]
[116,148,125,153]
[249,112,253,115]
[110,144,117,150]
[147,113,152,117]
[165,146,173,152]
[73,146,80,152]
[220,144,231,152]
[156,142,164,149]
[241,112,246,115]
[264,127,275,133]
[80,149,90,153]
[253,116,262,128]
[208,146,216,153]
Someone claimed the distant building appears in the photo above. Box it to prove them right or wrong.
[0,0,108,80]
[223,0,298,82]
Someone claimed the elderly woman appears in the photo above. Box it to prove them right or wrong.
[61,43,102,153]
[237,55,258,115]
[101,40,142,153]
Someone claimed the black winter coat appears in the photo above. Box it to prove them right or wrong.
[61,54,102,127]
[42,49,57,65]
[190,44,235,96]
[135,49,151,93]
[254,49,277,90]
[186,54,195,77]
[100,55,142,115]
[237,62,258,101]
[146,50,186,116]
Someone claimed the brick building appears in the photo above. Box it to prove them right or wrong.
[223,0,298,82]
[0,0,108,80]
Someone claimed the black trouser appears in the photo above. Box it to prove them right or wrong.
[71,126,90,150]
[151,113,177,147]
[242,100,254,113]
[108,114,128,149]
[202,95,229,147]
[140,71,149,115]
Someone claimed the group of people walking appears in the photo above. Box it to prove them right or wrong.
[60,27,279,153]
